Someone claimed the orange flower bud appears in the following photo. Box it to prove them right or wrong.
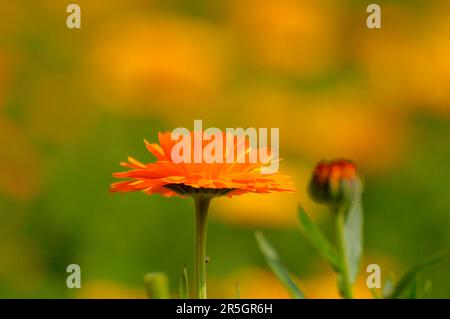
[309,159,362,207]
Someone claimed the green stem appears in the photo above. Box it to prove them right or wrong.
[335,206,353,299]
[194,196,211,299]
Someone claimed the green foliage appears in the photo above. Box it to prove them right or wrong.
[382,275,395,298]
[418,280,433,299]
[299,202,363,298]
[388,253,445,299]
[255,232,305,299]
[343,201,364,284]
[298,206,340,271]
[235,282,240,299]
[179,266,189,299]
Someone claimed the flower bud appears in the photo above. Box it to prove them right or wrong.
[309,159,362,207]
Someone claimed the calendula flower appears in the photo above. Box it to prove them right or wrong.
[309,159,362,207]
[111,132,294,197]
[307,159,364,299]
[110,131,295,299]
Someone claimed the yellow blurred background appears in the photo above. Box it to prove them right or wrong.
[0,0,449,298]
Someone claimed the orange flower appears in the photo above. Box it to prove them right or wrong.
[110,131,295,197]
[110,131,294,299]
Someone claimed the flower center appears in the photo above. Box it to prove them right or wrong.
[165,184,234,196]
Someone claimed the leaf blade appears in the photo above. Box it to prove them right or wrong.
[343,200,364,284]
[179,266,189,299]
[389,252,445,299]
[382,275,395,299]
[255,231,305,299]
[298,206,340,271]
[235,282,240,299]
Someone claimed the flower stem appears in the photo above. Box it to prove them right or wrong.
[335,206,353,299]
[194,196,211,299]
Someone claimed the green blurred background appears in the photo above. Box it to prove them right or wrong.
[0,0,449,298]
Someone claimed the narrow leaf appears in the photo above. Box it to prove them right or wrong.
[343,200,364,284]
[382,275,395,299]
[144,272,170,299]
[418,280,433,299]
[235,282,240,299]
[179,266,189,299]
[402,277,417,299]
[389,252,445,299]
[255,231,305,299]
[298,206,340,271]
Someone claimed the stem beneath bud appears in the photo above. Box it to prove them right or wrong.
[335,206,353,299]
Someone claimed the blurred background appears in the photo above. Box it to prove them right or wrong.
[0,0,449,298]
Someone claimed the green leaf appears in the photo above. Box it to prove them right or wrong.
[298,206,340,271]
[343,200,364,284]
[179,266,189,299]
[402,277,417,299]
[144,272,170,299]
[382,275,395,299]
[255,231,305,299]
[389,252,445,299]
[235,282,240,299]
[418,280,433,299]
